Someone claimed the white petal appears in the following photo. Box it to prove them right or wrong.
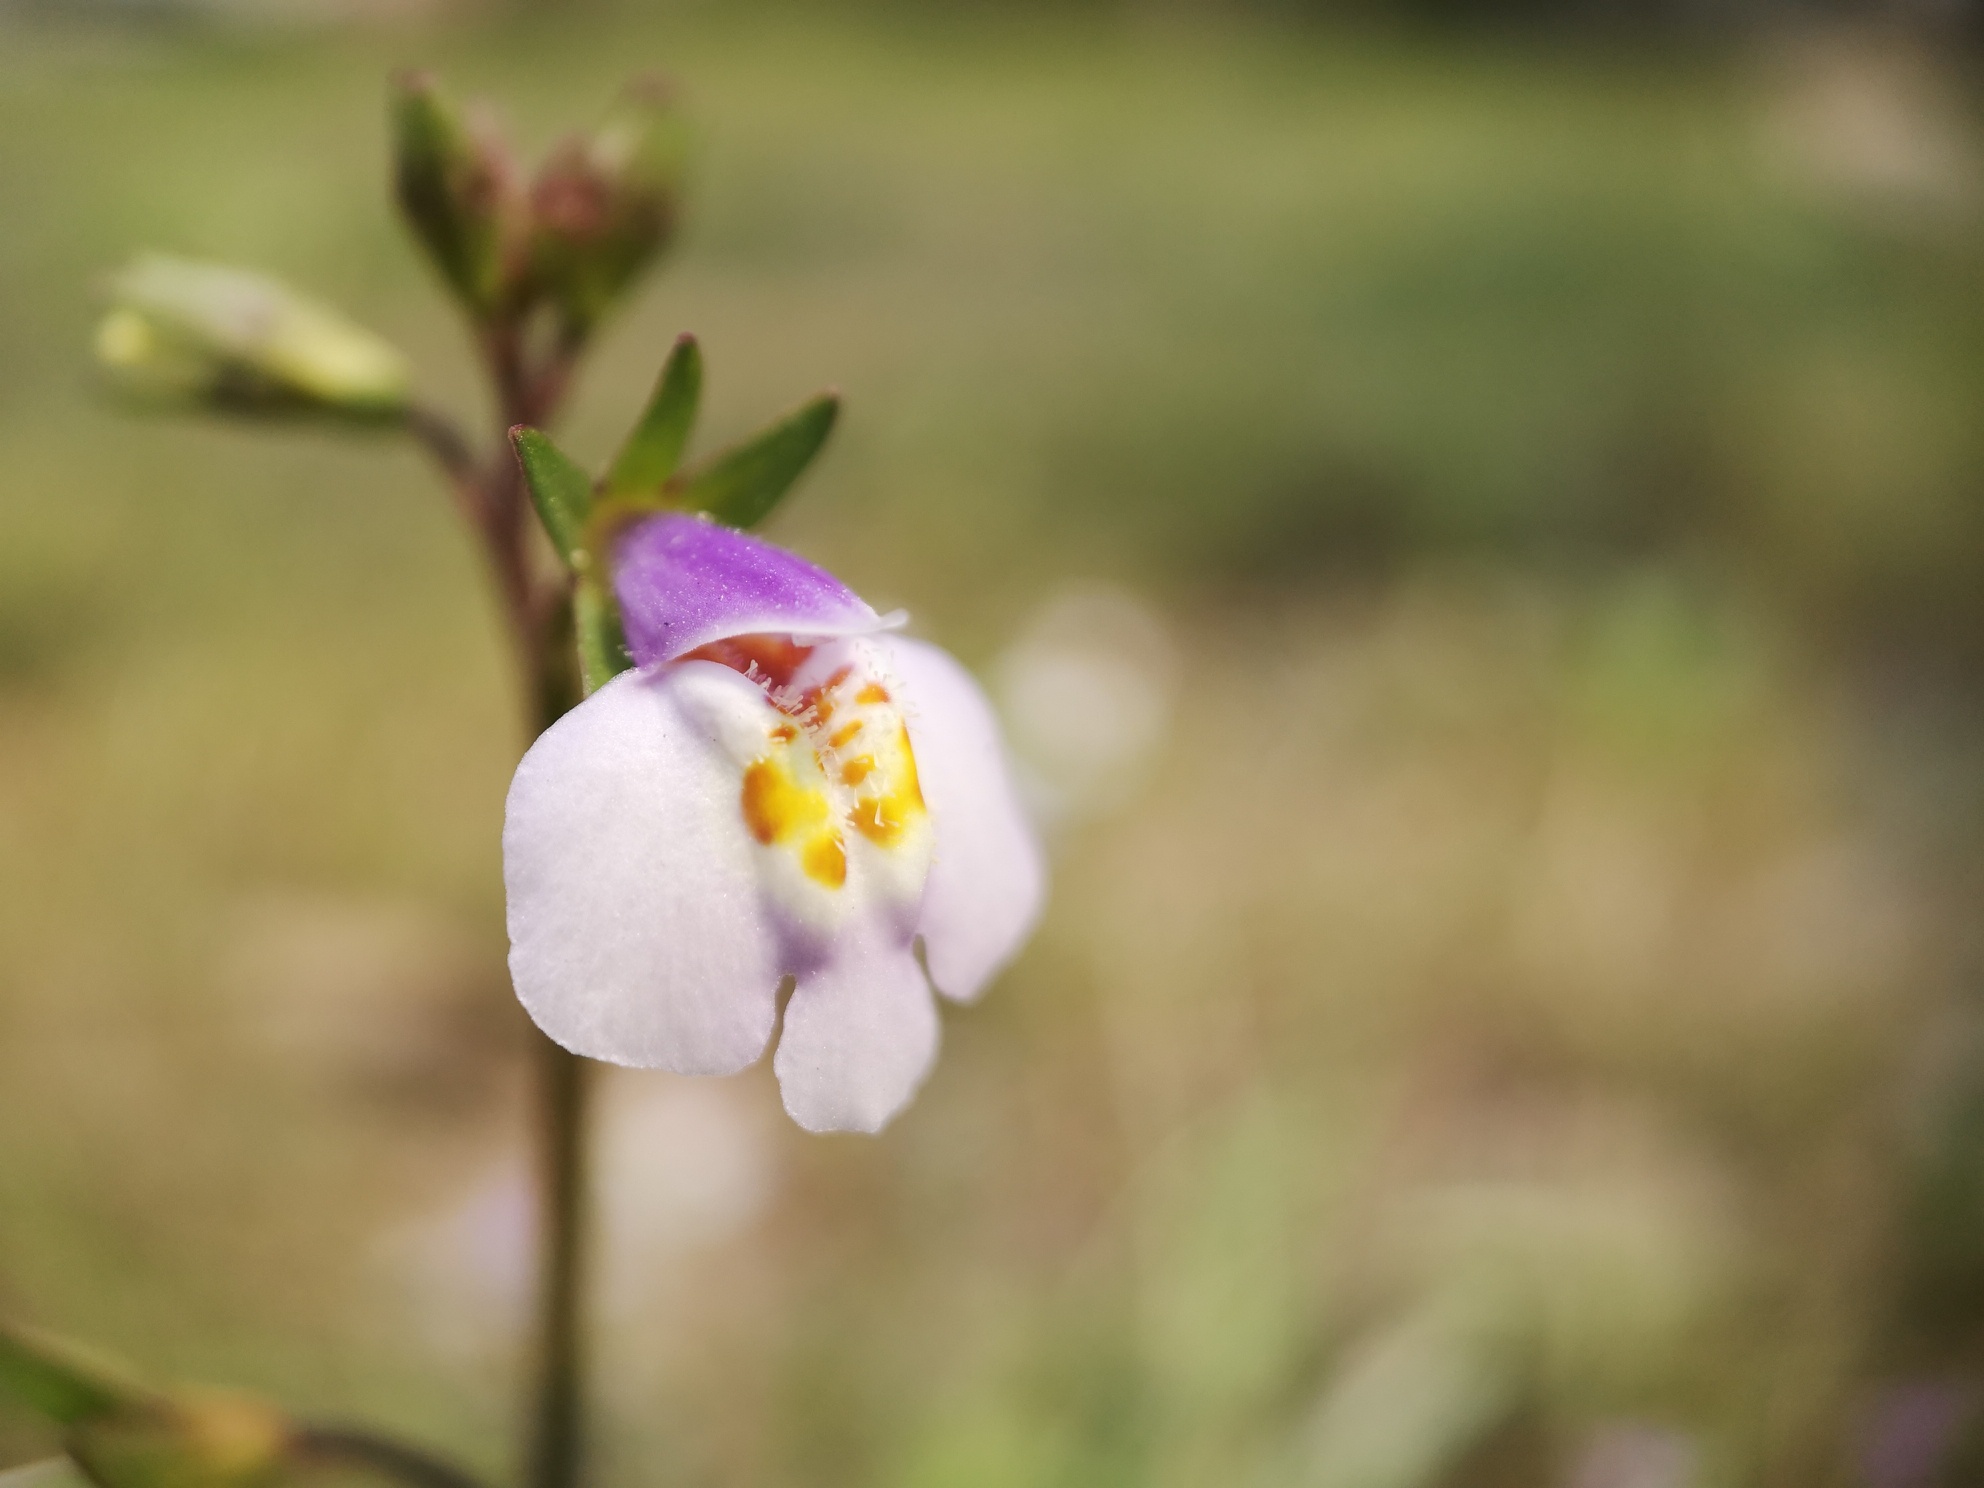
[504,667,782,1073]
[774,926,939,1134]
[884,637,1046,1002]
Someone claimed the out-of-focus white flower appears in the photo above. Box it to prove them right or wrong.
[1569,1423,1698,1488]
[377,1160,534,1363]
[994,584,1175,824]
[595,1072,776,1310]
[379,1070,777,1360]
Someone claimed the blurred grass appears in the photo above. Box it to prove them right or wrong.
[2,4,1984,1486]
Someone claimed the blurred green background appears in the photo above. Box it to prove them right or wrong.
[5,1,1984,1484]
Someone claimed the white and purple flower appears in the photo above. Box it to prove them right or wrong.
[503,513,1044,1133]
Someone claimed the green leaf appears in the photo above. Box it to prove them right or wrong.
[0,1326,152,1425]
[606,335,702,496]
[673,393,838,531]
[511,428,593,564]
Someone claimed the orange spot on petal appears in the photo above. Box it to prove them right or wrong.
[740,761,786,846]
[802,832,848,888]
[849,727,927,849]
[741,758,832,846]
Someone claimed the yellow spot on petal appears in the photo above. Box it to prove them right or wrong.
[840,756,875,787]
[741,756,848,889]
[803,833,848,888]
[742,758,825,844]
[856,682,890,705]
[828,721,863,750]
[849,724,927,849]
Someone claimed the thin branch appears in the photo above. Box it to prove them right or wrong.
[290,1424,492,1488]
[404,402,481,500]
[524,1042,589,1488]
[453,298,593,1488]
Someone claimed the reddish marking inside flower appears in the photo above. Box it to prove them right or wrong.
[685,634,814,691]
[804,666,857,725]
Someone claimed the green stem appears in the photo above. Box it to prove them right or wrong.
[520,593,590,1488]
[524,1038,590,1488]
[506,346,589,1488]
[416,342,593,1488]
[420,321,591,1488]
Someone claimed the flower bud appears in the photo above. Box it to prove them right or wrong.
[66,1392,288,1488]
[95,256,410,422]
[0,1327,285,1488]
[526,75,688,337]
[390,70,521,316]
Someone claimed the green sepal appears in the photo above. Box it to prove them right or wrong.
[525,76,689,339]
[510,427,592,565]
[573,574,632,696]
[671,393,838,531]
[573,491,668,691]
[390,72,514,315]
[605,334,702,496]
[0,1325,155,1425]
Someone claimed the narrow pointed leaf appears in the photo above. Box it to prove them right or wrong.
[511,427,592,564]
[0,1326,153,1425]
[673,393,838,530]
[606,334,702,496]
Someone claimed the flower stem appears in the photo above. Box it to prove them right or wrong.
[525,1039,590,1488]
[411,335,593,1488]
[512,392,590,1488]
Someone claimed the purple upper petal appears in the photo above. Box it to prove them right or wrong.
[613,512,890,667]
